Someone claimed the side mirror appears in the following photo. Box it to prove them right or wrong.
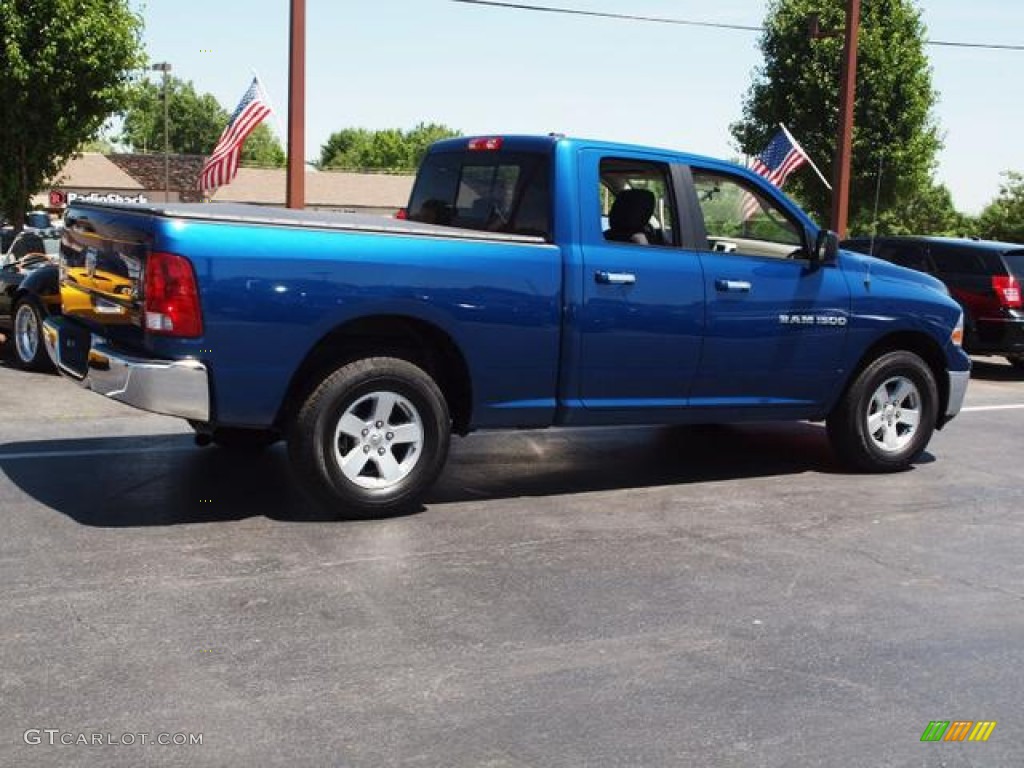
[812,229,839,266]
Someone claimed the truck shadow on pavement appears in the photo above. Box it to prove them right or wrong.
[430,422,879,505]
[0,422,889,525]
[0,435,332,527]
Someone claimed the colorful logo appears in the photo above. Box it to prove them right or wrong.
[921,721,997,742]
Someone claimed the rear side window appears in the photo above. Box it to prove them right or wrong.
[599,157,677,246]
[1001,251,1024,277]
[928,245,990,275]
[407,150,551,239]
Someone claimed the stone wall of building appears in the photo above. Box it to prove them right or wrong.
[107,154,207,202]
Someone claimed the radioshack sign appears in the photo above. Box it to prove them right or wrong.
[49,190,149,207]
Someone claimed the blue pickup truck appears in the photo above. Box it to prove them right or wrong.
[43,134,970,517]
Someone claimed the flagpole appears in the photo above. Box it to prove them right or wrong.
[287,0,306,209]
[779,123,832,190]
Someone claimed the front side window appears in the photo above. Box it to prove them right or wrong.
[692,169,803,259]
[407,150,550,239]
[599,158,676,246]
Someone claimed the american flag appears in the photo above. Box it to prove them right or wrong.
[741,127,809,219]
[197,77,272,193]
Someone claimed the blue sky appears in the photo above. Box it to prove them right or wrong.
[136,0,1023,214]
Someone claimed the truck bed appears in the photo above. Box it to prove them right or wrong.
[79,202,545,244]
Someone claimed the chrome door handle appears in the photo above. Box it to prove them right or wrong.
[595,270,637,285]
[715,279,752,293]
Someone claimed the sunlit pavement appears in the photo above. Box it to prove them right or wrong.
[1,350,1022,767]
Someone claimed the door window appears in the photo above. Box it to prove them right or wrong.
[691,169,804,259]
[599,158,677,247]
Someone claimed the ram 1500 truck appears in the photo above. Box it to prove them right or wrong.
[43,134,971,517]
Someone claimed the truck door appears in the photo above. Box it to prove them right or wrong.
[684,165,850,410]
[574,150,705,414]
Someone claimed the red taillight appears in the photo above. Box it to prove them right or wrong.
[394,207,408,220]
[144,251,203,337]
[467,137,503,151]
[993,275,1022,308]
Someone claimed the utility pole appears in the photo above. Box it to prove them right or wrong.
[287,0,305,209]
[152,62,173,203]
[831,0,860,237]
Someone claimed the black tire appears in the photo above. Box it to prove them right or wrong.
[827,350,938,472]
[287,356,450,518]
[12,297,52,371]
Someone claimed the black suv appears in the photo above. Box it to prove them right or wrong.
[841,236,1024,369]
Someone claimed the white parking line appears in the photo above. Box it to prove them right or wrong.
[0,445,193,461]
[961,404,1024,413]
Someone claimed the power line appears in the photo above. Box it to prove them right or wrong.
[450,0,759,32]
[452,0,1024,52]
[926,40,1024,51]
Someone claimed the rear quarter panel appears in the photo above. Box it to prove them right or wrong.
[150,218,563,428]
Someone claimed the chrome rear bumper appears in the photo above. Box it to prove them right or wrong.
[42,317,210,422]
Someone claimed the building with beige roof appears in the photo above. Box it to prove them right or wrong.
[33,153,415,216]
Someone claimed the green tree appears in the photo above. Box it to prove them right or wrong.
[318,128,373,169]
[874,181,974,237]
[977,172,1024,242]
[119,77,284,166]
[240,123,286,168]
[0,0,143,229]
[120,77,227,155]
[732,0,943,233]
[80,136,115,154]
[319,123,461,171]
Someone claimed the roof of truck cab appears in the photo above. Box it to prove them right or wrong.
[430,134,742,170]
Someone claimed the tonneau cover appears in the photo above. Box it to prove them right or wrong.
[68,201,546,245]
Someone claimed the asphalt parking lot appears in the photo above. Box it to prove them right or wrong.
[1,351,1023,767]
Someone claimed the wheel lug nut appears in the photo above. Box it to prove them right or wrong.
[375,421,383,428]
[386,432,394,441]
[361,428,369,437]
[378,447,386,456]
[363,445,371,453]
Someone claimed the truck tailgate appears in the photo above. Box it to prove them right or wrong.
[59,203,151,360]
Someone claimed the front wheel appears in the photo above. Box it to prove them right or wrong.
[12,297,53,371]
[288,357,451,518]
[827,350,938,472]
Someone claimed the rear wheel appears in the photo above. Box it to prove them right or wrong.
[12,297,52,371]
[827,350,938,472]
[288,357,450,518]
